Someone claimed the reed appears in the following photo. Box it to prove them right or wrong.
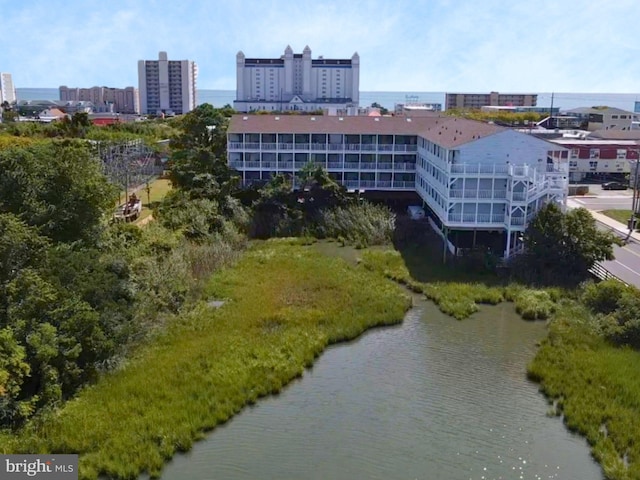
[0,241,410,479]
[528,301,640,480]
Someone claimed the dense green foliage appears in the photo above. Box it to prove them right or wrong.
[0,142,116,243]
[0,241,410,479]
[529,296,640,480]
[518,203,619,284]
[581,279,640,348]
[0,106,247,427]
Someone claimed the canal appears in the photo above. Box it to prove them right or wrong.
[154,299,602,480]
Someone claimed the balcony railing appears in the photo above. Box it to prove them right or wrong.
[447,213,505,224]
[449,164,510,175]
[232,161,416,172]
[229,142,419,153]
[450,189,507,199]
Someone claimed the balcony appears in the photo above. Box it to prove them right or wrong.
[450,189,507,200]
[449,164,511,175]
[228,142,420,154]
[447,213,505,224]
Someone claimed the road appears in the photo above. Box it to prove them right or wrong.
[601,238,640,287]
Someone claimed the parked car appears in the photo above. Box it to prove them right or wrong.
[602,181,628,190]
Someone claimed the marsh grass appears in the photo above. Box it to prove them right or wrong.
[528,302,640,480]
[0,241,410,479]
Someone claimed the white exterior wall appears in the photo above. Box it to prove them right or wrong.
[415,130,568,257]
[234,47,359,112]
[137,60,148,115]
[0,73,17,104]
[456,130,563,165]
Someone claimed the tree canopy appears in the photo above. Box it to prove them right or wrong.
[520,202,620,284]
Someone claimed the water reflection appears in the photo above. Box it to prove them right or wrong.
[152,300,601,480]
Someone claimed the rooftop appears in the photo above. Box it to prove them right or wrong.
[228,114,506,147]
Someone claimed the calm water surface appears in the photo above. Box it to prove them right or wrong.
[153,299,602,480]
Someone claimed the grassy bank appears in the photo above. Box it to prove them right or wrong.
[528,302,640,480]
[601,209,634,226]
[0,240,410,479]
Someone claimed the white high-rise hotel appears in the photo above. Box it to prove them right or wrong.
[234,46,359,113]
[0,73,17,104]
[138,51,197,115]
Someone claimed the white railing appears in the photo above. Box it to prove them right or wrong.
[393,181,415,189]
[511,191,527,201]
[447,213,504,224]
[230,142,419,153]
[450,189,508,199]
[449,164,510,175]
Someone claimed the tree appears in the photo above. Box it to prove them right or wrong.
[170,103,228,154]
[521,203,620,283]
[0,142,116,243]
[0,213,50,287]
[371,102,389,115]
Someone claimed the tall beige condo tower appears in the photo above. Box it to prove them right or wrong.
[138,51,197,115]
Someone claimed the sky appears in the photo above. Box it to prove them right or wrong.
[1,0,639,93]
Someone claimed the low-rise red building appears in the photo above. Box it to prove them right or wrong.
[549,138,639,181]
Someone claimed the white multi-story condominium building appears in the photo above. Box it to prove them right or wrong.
[0,73,17,104]
[59,86,139,114]
[234,46,359,113]
[446,92,537,110]
[138,51,197,116]
[227,115,568,257]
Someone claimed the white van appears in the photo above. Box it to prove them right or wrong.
[407,205,425,220]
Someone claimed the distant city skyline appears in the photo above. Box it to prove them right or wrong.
[1,0,639,93]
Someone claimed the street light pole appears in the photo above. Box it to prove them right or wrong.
[626,154,640,243]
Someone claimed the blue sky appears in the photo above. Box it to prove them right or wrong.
[2,0,639,92]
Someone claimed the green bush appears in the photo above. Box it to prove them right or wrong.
[318,202,395,247]
[514,290,555,320]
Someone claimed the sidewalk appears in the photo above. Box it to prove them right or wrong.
[567,198,640,242]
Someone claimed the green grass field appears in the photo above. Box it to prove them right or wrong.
[0,240,410,479]
[600,209,635,226]
[133,178,172,225]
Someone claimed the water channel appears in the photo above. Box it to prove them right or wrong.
[154,297,602,480]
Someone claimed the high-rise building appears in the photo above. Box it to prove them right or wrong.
[234,45,359,113]
[0,73,17,104]
[445,92,537,110]
[59,85,139,114]
[137,51,197,116]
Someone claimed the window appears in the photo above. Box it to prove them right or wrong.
[570,149,579,159]
[589,161,598,169]
[569,160,578,168]
[617,149,627,159]
[589,149,600,159]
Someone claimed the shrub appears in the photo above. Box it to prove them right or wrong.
[318,202,395,247]
[514,290,555,320]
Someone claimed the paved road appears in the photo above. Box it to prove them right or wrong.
[602,239,640,286]
[571,193,633,212]
[569,193,640,287]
